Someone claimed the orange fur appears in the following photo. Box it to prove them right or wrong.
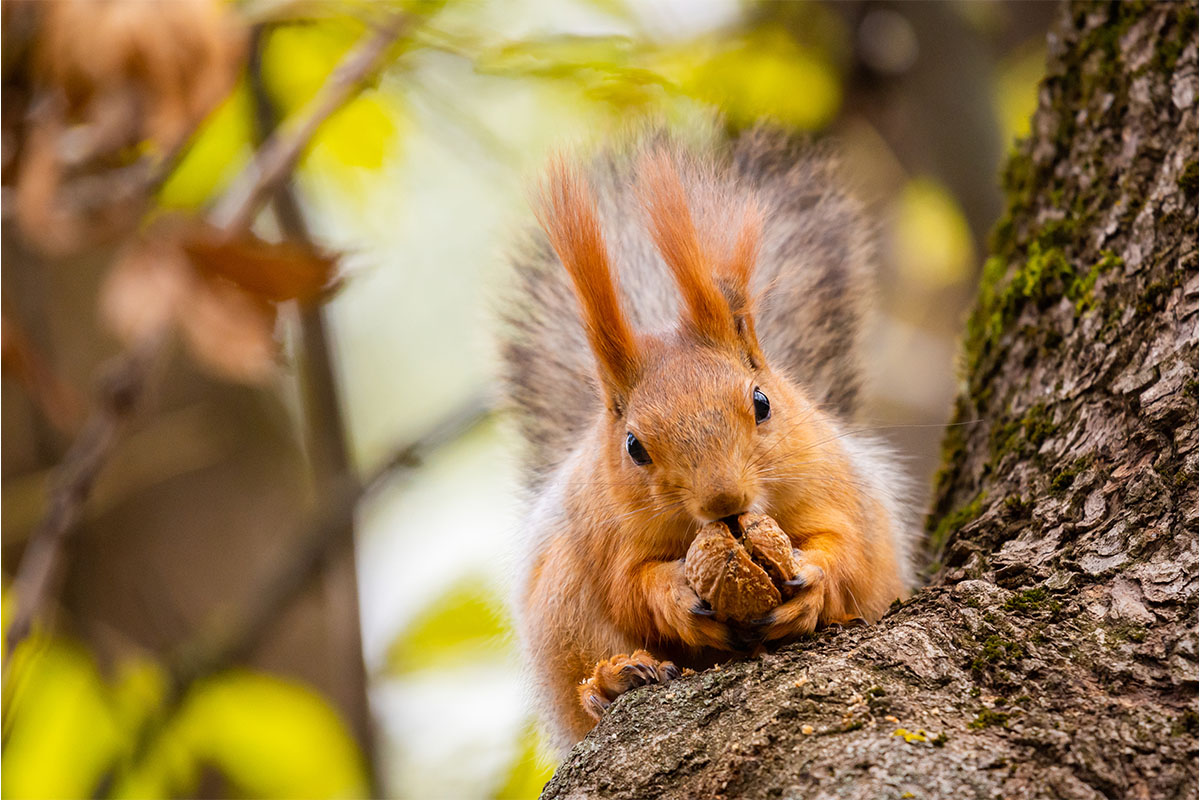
[534,153,639,405]
[638,150,739,348]
[519,150,909,752]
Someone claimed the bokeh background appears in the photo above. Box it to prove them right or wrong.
[1,0,1058,797]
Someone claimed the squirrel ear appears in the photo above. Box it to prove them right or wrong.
[534,154,640,410]
[720,200,765,368]
[639,150,763,366]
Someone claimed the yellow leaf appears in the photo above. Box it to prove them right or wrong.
[670,27,842,131]
[176,670,368,799]
[994,39,1046,143]
[314,95,399,169]
[893,177,975,289]
[262,21,363,114]
[491,722,555,800]
[386,578,512,676]
[158,83,256,210]
[2,639,123,799]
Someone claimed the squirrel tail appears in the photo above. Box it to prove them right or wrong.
[498,125,877,490]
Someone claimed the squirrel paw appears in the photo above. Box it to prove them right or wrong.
[578,650,681,721]
[757,550,828,641]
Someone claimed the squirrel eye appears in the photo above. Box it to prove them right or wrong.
[753,388,771,425]
[626,432,652,466]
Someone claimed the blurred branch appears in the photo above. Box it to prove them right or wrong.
[211,12,411,233]
[170,395,490,685]
[3,334,166,662]
[115,397,491,779]
[242,22,378,786]
[2,11,412,663]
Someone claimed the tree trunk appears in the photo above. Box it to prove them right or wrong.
[541,3,1198,798]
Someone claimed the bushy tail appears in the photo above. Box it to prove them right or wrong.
[498,125,877,490]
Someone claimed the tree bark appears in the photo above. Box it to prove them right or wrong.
[541,3,1198,798]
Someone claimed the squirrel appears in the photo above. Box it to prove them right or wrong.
[499,126,917,753]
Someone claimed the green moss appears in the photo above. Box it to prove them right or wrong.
[867,686,886,698]
[931,732,949,747]
[929,491,987,555]
[1049,455,1096,494]
[1172,710,1199,737]
[1106,620,1149,644]
[989,402,1057,465]
[1178,159,1199,194]
[1002,494,1033,521]
[1073,250,1123,313]
[968,708,1010,730]
[1004,587,1062,616]
[969,635,1026,673]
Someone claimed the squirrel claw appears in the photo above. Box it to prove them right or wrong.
[578,650,680,721]
[783,576,809,588]
[691,603,716,617]
[619,662,657,687]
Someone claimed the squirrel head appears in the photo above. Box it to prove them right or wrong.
[535,150,814,526]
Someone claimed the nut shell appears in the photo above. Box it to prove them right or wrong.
[740,513,798,585]
[684,520,781,623]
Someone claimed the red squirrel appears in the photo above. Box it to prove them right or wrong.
[500,128,916,752]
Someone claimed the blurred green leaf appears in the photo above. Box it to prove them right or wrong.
[893,176,975,289]
[175,670,369,799]
[158,83,256,210]
[491,721,555,800]
[386,577,512,675]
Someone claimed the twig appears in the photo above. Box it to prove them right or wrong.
[241,25,379,789]
[119,397,491,774]
[3,334,165,662]
[211,12,410,233]
[2,12,412,662]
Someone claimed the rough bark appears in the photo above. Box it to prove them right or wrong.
[541,3,1198,798]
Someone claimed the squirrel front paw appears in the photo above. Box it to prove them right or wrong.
[758,549,830,640]
[653,560,742,650]
[578,650,681,721]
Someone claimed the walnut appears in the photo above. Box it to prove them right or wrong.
[684,513,797,623]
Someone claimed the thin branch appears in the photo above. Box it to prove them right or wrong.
[3,334,165,662]
[210,12,410,233]
[116,397,491,777]
[241,24,379,789]
[2,12,412,662]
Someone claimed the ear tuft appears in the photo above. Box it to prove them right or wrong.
[638,150,737,345]
[533,154,639,407]
[638,150,764,363]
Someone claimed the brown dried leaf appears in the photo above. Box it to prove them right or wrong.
[37,0,245,147]
[178,272,278,383]
[100,232,191,346]
[180,226,339,305]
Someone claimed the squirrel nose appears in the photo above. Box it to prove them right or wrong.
[699,488,749,521]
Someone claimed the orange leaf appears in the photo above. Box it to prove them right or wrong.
[178,273,279,383]
[180,226,339,305]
